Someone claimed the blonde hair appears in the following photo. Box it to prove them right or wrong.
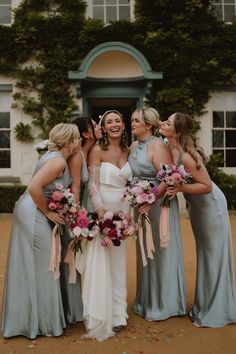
[174,112,208,169]
[48,123,79,151]
[132,107,160,135]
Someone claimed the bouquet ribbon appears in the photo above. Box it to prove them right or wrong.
[64,239,79,284]
[48,223,62,280]
[138,214,155,267]
[159,205,170,248]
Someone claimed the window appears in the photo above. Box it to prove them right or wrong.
[92,0,131,23]
[212,0,236,22]
[0,0,11,25]
[0,90,11,168]
[212,111,236,167]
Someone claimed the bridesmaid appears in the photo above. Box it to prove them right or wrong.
[128,107,186,321]
[160,112,236,327]
[1,123,80,338]
[60,116,102,324]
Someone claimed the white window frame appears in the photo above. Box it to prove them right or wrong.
[0,0,12,25]
[87,0,134,23]
[0,86,12,169]
[212,110,236,167]
[212,0,236,23]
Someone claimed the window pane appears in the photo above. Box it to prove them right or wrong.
[0,0,11,4]
[119,5,130,20]
[107,0,116,4]
[93,6,104,20]
[226,131,236,147]
[212,150,224,166]
[107,6,117,21]
[93,0,104,4]
[0,150,10,168]
[224,5,235,22]
[226,112,236,128]
[0,131,10,148]
[0,112,10,128]
[119,0,130,4]
[226,150,236,167]
[213,111,224,127]
[0,6,11,24]
[213,130,224,147]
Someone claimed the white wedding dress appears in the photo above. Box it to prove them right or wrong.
[77,162,132,341]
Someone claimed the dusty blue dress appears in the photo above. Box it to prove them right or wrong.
[181,156,236,327]
[60,151,88,323]
[128,136,186,320]
[1,151,69,338]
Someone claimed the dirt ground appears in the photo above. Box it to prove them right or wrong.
[0,213,236,354]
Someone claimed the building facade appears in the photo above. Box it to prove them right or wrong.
[0,0,236,186]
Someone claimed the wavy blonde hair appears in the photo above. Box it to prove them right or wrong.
[48,123,79,151]
[174,112,207,169]
[132,107,160,135]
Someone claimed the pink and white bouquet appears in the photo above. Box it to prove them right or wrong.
[67,209,100,245]
[48,183,77,216]
[98,211,138,247]
[123,178,158,222]
[156,163,192,206]
[156,164,192,248]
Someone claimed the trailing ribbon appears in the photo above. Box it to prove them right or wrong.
[138,214,155,267]
[159,206,170,248]
[48,223,62,280]
[63,239,78,284]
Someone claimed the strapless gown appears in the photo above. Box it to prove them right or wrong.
[78,161,132,341]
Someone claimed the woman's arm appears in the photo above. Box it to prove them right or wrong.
[28,157,66,224]
[88,145,106,218]
[67,151,83,202]
[178,153,212,194]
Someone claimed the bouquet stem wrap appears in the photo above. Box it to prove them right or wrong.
[48,223,62,280]
[138,214,155,267]
[64,239,79,284]
[159,205,170,248]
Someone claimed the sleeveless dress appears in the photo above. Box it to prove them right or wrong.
[178,156,236,327]
[128,136,186,320]
[80,161,132,341]
[1,151,69,338]
[60,151,88,324]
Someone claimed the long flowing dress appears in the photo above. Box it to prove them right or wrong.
[60,151,88,324]
[1,151,69,339]
[180,154,236,327]
[79,161,132,341]
[128,136,186,320]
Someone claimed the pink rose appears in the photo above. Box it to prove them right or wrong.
[52,190,64,201]
[136,192,148,204]
[76,214,89,228]
[48,202,57,210]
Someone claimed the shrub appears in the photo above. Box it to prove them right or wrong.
[206,154,236,210]
[0,185,27,213]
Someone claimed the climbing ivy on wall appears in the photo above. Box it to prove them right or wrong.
[0,0,236,140]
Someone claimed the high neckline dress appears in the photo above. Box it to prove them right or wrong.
[128,136,186,320]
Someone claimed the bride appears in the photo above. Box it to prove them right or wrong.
[79,110,132,341]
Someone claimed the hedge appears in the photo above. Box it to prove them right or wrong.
[0,185,27,213]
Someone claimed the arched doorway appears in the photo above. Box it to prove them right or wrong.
[68,42,162,142]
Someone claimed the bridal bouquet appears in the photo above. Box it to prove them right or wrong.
[98,211,138,247]
[123,178,158,222]
[156,164,192,248]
